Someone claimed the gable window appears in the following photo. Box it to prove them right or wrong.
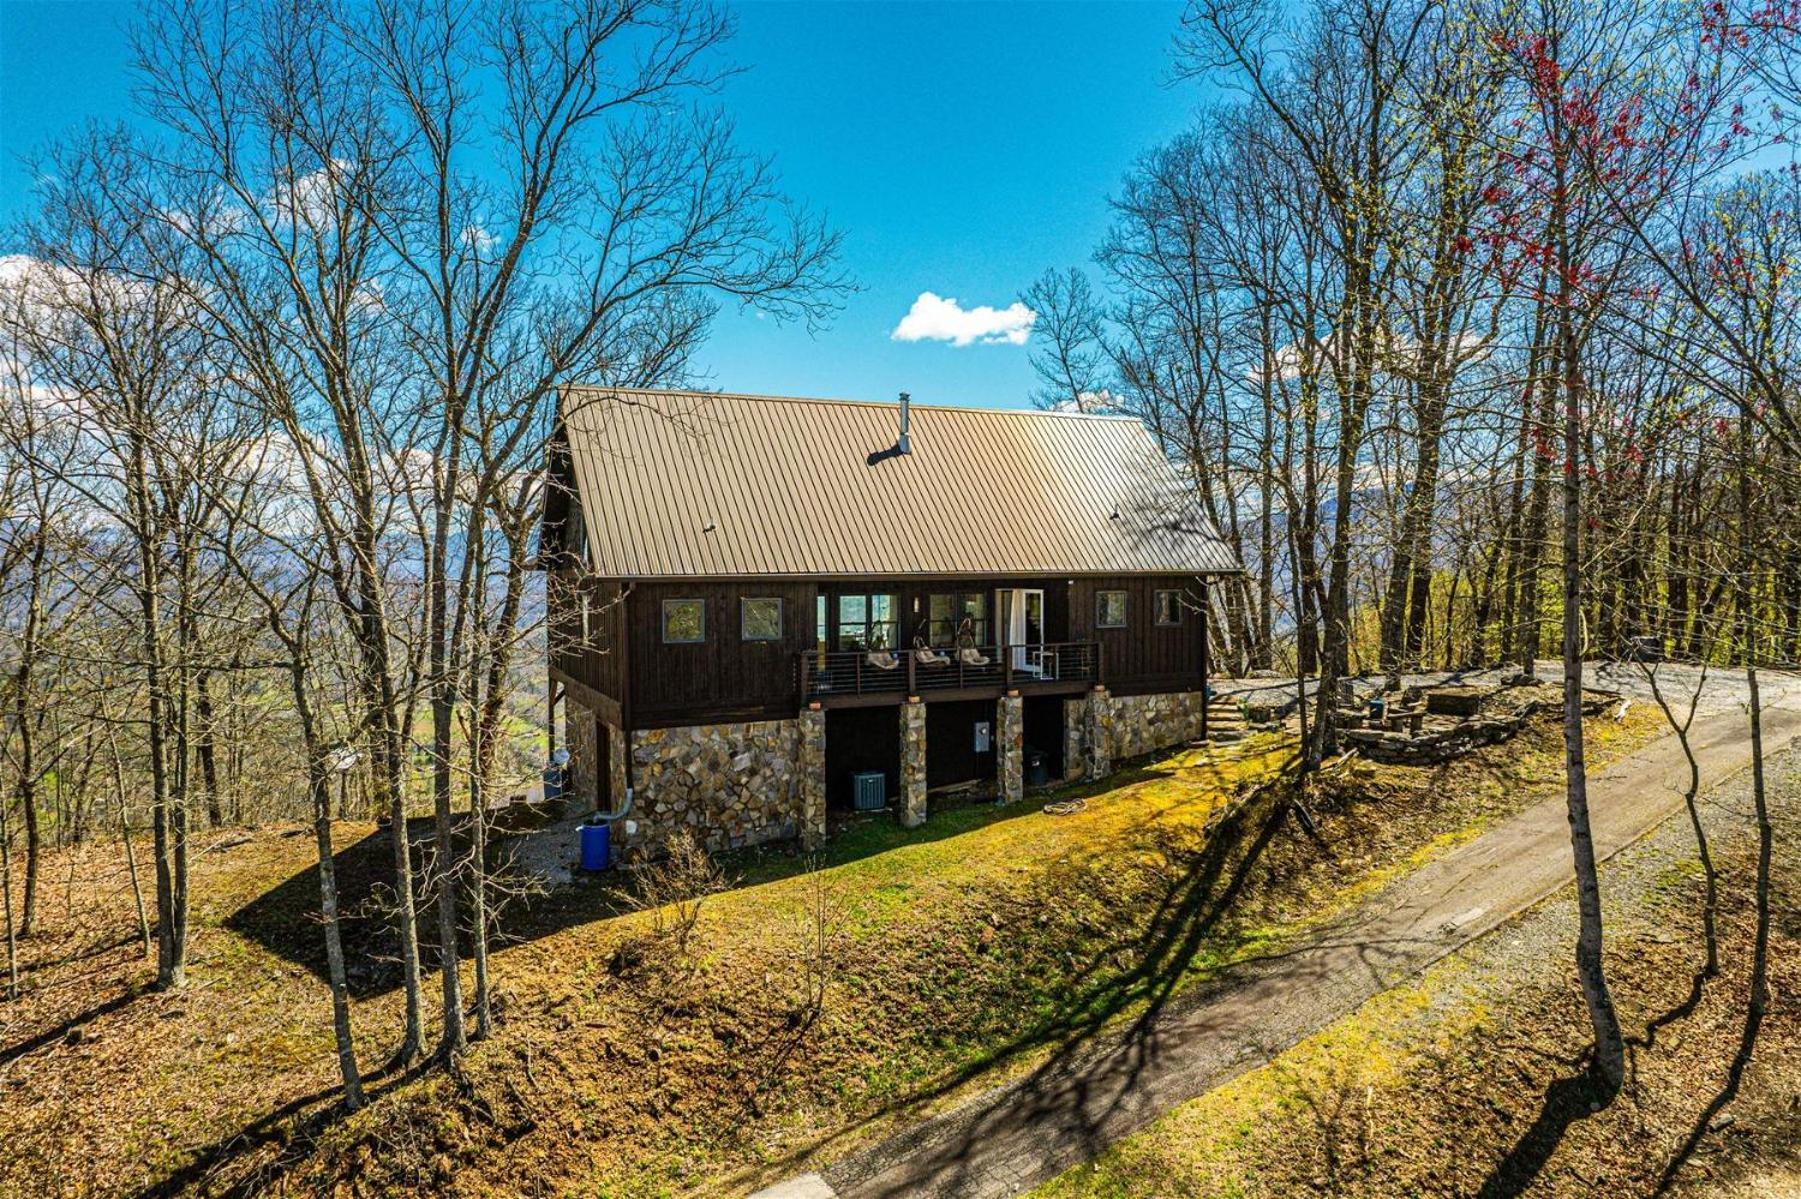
[1096,590,1127,629]
[928,592,989,645]
[836,591,898,651]
[662,598,706,644]
[1155,590,1182,626]
[741,597,783,641]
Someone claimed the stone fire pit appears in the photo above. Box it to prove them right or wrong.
[1339,681,1617,765]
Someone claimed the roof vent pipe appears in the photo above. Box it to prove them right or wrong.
[865,391,913,467]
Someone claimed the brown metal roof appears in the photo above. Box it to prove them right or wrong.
[558,388,1241,579]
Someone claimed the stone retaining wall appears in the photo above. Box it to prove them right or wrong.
[1097,690,1209,762]
[625,719,805,856]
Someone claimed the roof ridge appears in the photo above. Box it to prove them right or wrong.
[559,385,1141,422]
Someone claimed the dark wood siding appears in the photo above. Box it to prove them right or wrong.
[1071,575,1209,696]
[627,580,818,726]
[825,706,901,810]
[552,572,1215,728]
[549,571,626,716]
[925,699,997,789]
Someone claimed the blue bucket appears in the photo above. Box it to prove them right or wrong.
[579,820,611,871]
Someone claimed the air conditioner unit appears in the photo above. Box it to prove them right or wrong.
[852,770,887,812]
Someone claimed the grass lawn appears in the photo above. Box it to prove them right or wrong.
[0,705,1669,1198]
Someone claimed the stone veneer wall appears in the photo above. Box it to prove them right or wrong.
[997,694,1024,804]
[606,722,627,812]
[564,697,599,813]
[899,701,927,828]
[798,707,826,850]
[1062,698,1086,782]
[625,719,805,856]
[1096,690,1209,762]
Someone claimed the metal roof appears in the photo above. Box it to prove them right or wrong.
[558,388,1241,579]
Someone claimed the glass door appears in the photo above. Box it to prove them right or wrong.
[1003,588,1046,673]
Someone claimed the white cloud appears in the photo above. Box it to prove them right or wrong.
[891,291,1036,347]
[1047,389,1121,414]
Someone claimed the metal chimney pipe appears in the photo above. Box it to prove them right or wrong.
[898,391,912,454]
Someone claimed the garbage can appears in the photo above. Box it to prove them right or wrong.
[1025,749,1049,788]
[579,820,611,872]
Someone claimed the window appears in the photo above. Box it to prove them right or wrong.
[741,596,783,641]
[928,591,990,645]
[836,591,898,650]
[662,598,706,643]
[1155,590,1182,626]
[1096,590,1127,629]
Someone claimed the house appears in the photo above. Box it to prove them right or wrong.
[539,388,1241,856]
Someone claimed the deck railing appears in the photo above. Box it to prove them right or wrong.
[797,641,1100,703]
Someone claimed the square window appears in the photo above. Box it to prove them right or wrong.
[741,596,783,641]
[662,598,706,643]
[1097,590,1127,629]
[1155,590,1182,626]
[929,591,990,644]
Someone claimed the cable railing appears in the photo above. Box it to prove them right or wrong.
[797,641,1100,702]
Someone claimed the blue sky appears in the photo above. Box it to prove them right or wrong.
[0,0,1206,409]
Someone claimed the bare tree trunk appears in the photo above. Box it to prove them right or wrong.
[1554,239,1623,1092]
[1,795,16,999]
[196,671,222,828]
[105,711,152,960]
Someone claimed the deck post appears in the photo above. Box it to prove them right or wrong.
[997,692,1024,805]
[1062,697,1086,782]
[898,698,927,828]
[1083,685,1112,780]
[798,703,827,850]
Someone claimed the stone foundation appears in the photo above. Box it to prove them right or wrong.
[626,718,806,856]
[607,722,627,811]
[565,697,599,814]
[798,706,826,850]
[1095,689,1208,762]
[899,700,927,827]
[997,694,1024,804]
[591,685,1212,858]
[1062,698,1086,782]
[1083,687,1112,778]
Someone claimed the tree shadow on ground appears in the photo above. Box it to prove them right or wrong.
[0,986,139,1067]
[128,1054,443,1199]
[808,774,1315,1197]
[1474,1055,1618,1199]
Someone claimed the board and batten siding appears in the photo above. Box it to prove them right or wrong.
[1070,576,1209,697]
[627,580,818,727]
[556,572,1211,728]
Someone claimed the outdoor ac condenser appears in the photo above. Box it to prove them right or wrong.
[852,770,887,812]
